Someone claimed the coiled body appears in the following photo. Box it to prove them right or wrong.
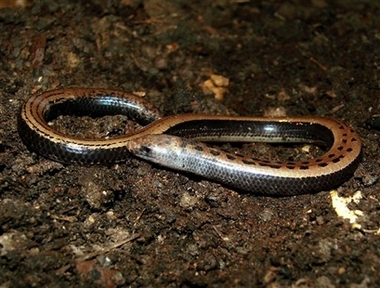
[18,88,362,196]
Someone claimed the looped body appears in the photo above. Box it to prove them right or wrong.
[18,88,361,196]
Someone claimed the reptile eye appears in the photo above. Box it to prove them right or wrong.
[139,146,152,156]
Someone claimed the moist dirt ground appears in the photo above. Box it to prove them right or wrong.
[0,0,379,287]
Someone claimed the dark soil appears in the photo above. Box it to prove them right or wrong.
[0,0,379,287]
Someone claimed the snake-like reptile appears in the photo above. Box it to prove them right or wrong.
[17,88,361,196]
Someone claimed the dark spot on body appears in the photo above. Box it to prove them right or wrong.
[346,147,353,152]
[179,141,188,149]
[268,164,281,169]
[194,145,203,152]
[318,162,328,167]
[165,139,172,145]
[210,149,220,156]
[226,154,236,161]
[242,159,256,165]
